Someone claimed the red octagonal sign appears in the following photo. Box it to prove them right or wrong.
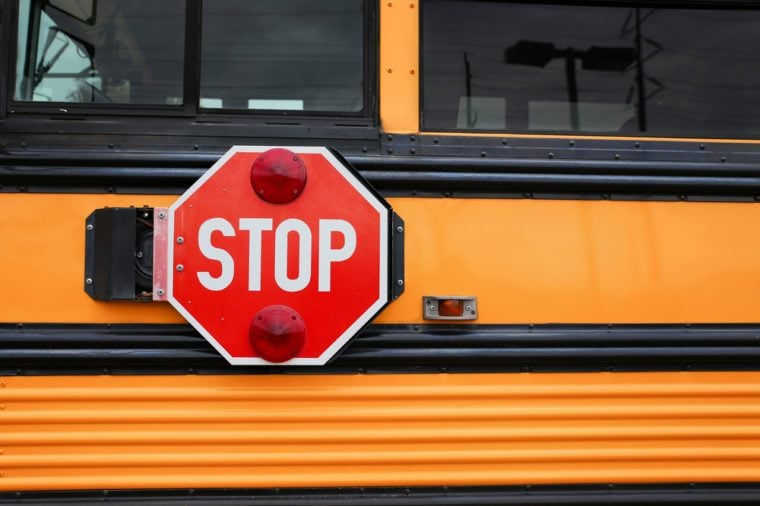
[167,146,392,365]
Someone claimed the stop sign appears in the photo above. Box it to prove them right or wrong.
[166,146,393,365]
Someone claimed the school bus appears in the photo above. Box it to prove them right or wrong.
[3,0,760,504]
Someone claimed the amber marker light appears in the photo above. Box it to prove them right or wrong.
[438,299,464,317]
[423,296,478,321]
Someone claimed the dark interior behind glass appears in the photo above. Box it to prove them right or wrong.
[201,0,364,112]
[422,1,760,138]
[14,0,184,105]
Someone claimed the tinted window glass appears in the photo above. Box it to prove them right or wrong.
[14,0,184,104]
[201,0,364,112]
[423,1,760,137]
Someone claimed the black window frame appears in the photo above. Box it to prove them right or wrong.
[419,0,760,139]
[0,0,377,125]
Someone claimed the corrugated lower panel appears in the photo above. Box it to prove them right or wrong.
[2,372,760,491]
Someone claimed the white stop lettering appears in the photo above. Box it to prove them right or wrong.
[195,217,356,292]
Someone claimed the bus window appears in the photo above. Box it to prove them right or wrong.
[14,0,184,104]
[200,0,365,113]
[422,1,760,138]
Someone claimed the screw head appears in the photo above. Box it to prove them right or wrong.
[158,212,166,219]
[397,279,404,286]
[177,236,185,244]
[157,289,165,296]
[85,278,93,285]
[396,226,404,233]
[86,224,93,231]
[176,264,184,272]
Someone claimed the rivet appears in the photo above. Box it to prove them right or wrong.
[387,68,393,73]
[362,147,368,153]
[409,2,414,7]
[480,151,486,157]
[410,148,416,154]
[157,289,165,296]
[502,139,508,145]
[721,156,726,163]
[108,143,114,149]
[634,142,640,148]
[177,236,185,244]
[614,154,621,160]
[86,224,93,231]
[387,1,392,5]
[158,212,166,219]
[410,69,415,75]
[397,279,404,286]
[387,147,394,154]
[20,141,26,148]
[176,264,184,272]
[433,138,439,144]
[136,251,143,259]
[548,152,554,159]
[193,144,200,150]
[396,226,404,233]
[85,278,93,285]
[0,382,5,387]
[699,144,705,150]
[410,135,416,142]
[569,140,575,147]
[387,134,394,141]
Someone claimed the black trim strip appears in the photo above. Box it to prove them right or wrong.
[3,323,760,375]
[4,484,760,505]
[4,156,760,198]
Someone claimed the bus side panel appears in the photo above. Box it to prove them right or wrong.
[2,372,760,491]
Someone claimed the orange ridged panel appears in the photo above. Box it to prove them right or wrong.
[4,193,760,324]
[2,372,760,490]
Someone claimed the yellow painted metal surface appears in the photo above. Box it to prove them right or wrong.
[2,372,760,490]
[379,0,419,133]
[3,193,760,324]
[0,194,181,324]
